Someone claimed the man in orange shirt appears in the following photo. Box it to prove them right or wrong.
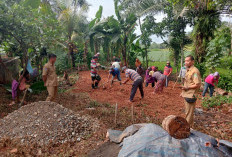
[163,61,173,87]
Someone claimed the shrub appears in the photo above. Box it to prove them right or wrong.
[202,95,232,109]
[217,72,232,91]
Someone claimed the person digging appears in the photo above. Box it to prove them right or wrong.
[90,56,101,89]
[122,66,144,103]
[107,67,121,86]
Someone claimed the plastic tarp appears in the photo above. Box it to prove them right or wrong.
[108,123,232,157]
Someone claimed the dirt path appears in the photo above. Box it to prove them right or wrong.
[73,70,202,121]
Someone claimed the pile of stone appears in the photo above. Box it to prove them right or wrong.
[0,101,98,145]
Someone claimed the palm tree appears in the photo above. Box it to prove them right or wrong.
[56,0,89,67]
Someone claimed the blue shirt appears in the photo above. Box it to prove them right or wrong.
[110,68,120,76]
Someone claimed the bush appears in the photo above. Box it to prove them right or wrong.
[195,62,206,77]
[30,81,46,94]
[217,72,232,91]
[202,95,232,109]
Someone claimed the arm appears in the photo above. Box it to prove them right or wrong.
[42,75,47,83]
[122,77,130,84]
[182,83,200,90]
[167,68,173,77]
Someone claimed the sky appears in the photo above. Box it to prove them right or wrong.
[87,0,232,44]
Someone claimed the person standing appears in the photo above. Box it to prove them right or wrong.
[152,71,166,93]
[181,55,201,127]
[163,61,173,87]
[90,56,101,89]
[202,72,219,97]
[122,66,144,102]
[178,65,187,85]
[42,54,58,102]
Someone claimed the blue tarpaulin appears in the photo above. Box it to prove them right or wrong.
[108,123,232,157]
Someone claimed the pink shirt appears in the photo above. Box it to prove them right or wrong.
[163,66,173,76]
[205,74,218,86]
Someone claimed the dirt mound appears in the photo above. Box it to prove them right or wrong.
[0,101,99,145]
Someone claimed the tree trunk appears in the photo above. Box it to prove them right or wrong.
[122,35,127,66]
[180,43,184,69]
[94,41,98,54]
[230,28,232,55]
[68,42,76,68]
[145,48,148,68]
[84,41,88,62]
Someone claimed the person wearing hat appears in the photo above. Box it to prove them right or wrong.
[90,56,101,89]
[202,72,220,97]
[145,67,155,87]
[163,61,173,87]
[122,66,144,102]
[107,67,121,85]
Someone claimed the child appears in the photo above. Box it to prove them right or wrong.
[202,72,219,97]
[145,67,155,87]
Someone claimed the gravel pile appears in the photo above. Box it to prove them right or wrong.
[0,101,98,145]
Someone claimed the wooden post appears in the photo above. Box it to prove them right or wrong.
[19,89,28,107]
[131,103,134,123]
[114,103,118,126]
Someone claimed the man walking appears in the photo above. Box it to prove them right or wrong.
[163,61,173,87]
[181,55,201,127]
[42,54,58,102]
[122,66,144,102]
[90,56,101,89]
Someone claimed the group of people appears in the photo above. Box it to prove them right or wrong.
[10,52,220,128]
[90,53,220,127]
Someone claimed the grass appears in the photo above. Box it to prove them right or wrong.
[148,61,178,74]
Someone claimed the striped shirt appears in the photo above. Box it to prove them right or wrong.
[125,69,142,81]
[90,59,97,75]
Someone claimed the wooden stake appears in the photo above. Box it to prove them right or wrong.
[19,89,28,107]
[114,103,118,126]
[131,104,134,123]
[172,76,179,89]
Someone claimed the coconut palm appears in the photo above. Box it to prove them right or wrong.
[56,0,89,67]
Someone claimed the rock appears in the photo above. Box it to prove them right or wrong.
[0,101,99,145]
[10,148,18,153]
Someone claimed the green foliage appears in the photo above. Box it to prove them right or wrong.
[202,95,232,108]
[217,72,232,91]
[195,62,206,77]
[30,81,46,94]
[55,50,71,74]
[206,25,231,71]
[220,56,232,70]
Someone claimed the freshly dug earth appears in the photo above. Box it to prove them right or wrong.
[162,115,190,139]
[0,101,99,145]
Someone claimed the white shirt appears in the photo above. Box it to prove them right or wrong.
[112,62,120,69]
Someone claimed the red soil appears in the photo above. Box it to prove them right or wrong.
[73,70,202,120]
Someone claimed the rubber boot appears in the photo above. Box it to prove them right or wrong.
[92,84,95,89]
[95,82,99,88]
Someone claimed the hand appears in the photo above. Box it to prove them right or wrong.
[182,86,189,90]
